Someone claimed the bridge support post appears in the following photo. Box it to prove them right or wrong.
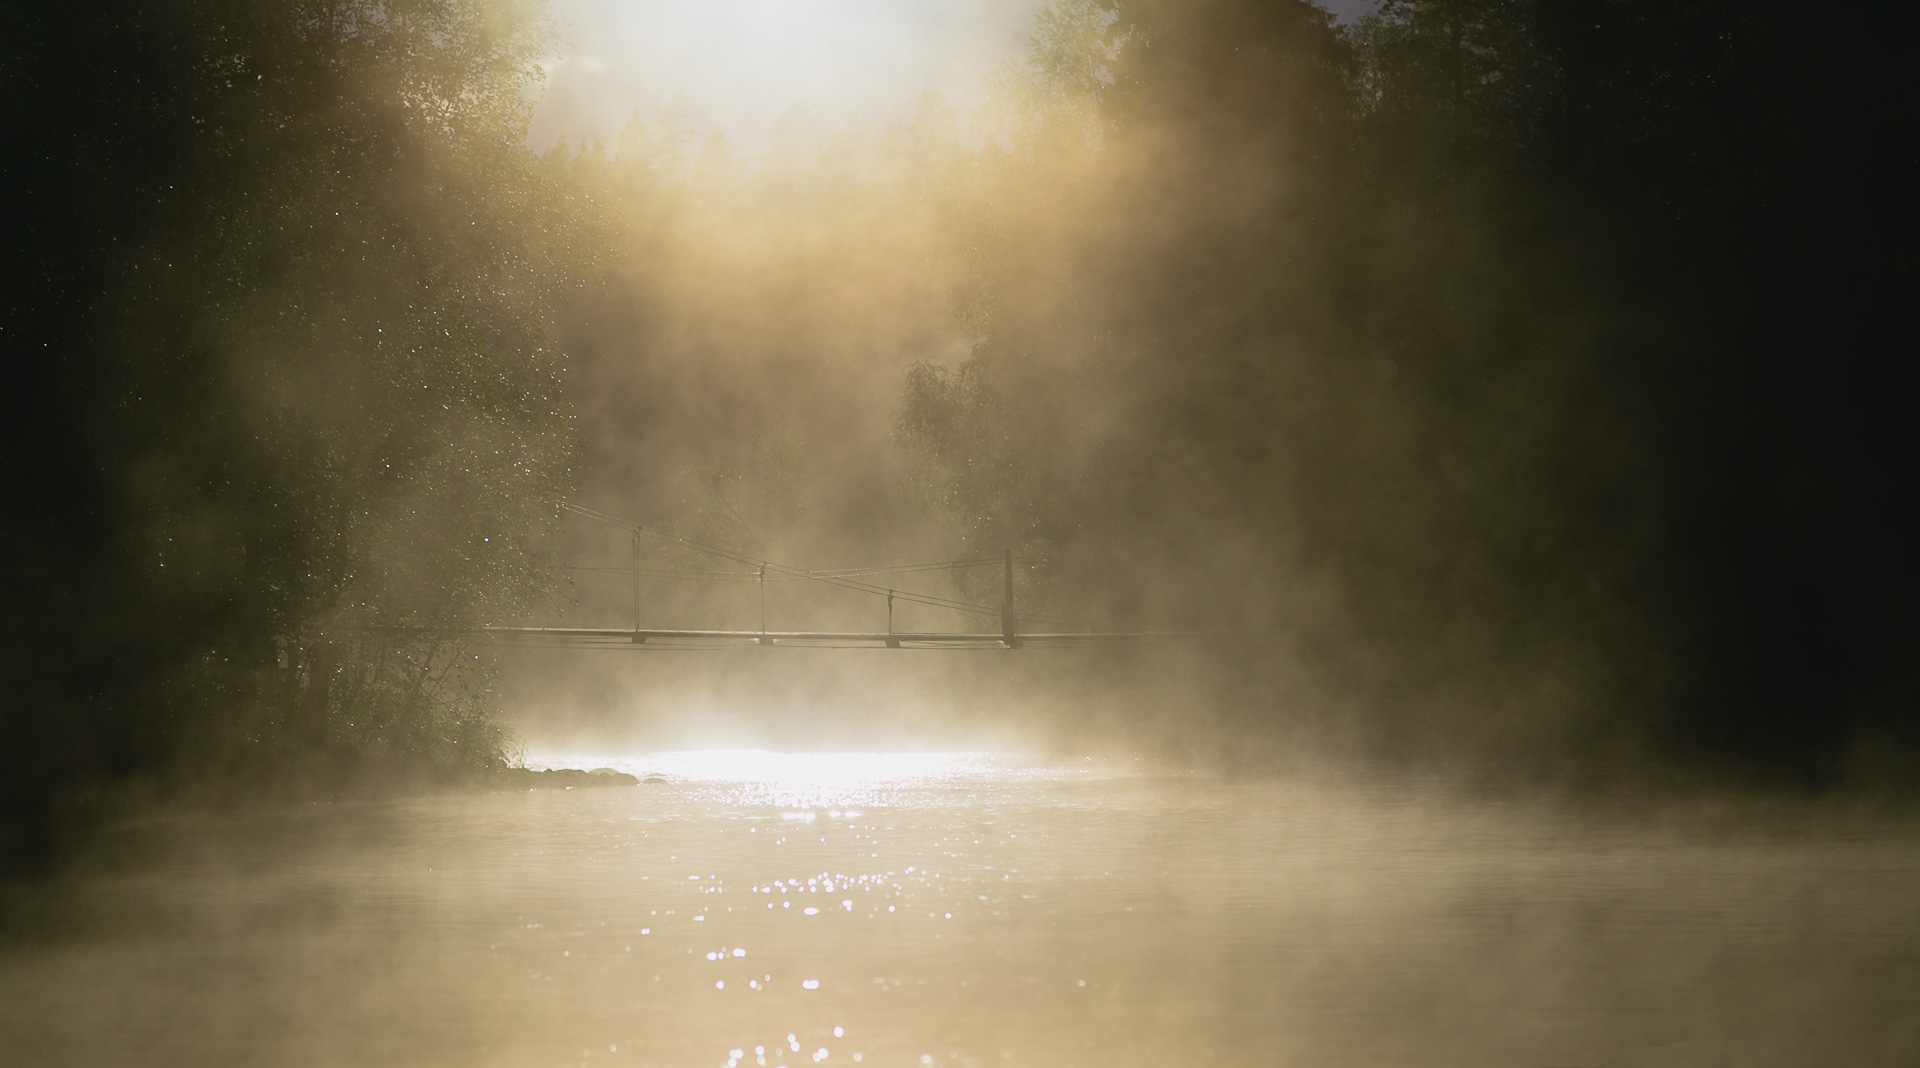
[1002,548,1020,649]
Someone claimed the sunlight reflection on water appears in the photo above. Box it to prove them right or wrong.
[3,751,1919,1068]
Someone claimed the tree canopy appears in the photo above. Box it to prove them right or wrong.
[2,0,597,862]
[896,0,1920,778]
[4,0,1915,867]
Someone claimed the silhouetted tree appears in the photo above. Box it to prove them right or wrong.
[1,0,598,864]
[898,0,1920,781]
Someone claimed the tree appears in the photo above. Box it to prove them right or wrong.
[0,0,598,863]
[654,92,698,177]
[898,0,1920,779]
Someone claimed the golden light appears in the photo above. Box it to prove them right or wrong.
[533,0,1054,157]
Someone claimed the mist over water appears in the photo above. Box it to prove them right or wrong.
[5,0,1919,1063]
[6,752,1919,1067]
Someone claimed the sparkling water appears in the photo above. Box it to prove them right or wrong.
[3,752,1916,1067]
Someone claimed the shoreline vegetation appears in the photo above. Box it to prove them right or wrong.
[2,1,597,869]
[4,0,1915,874]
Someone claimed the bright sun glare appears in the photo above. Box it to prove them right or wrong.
[533,0,1055,157]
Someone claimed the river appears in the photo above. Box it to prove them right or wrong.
[2,751,1916,1067]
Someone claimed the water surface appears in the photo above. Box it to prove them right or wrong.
[3,752,1917,1067]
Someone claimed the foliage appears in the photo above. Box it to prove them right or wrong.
[1,0,597,861]
[894,0,1920,779]
[980,0,1125,156]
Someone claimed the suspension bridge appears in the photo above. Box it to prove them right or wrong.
[454,503,1179,651]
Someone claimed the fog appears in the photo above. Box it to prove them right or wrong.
[4,1,1918,1064]
[501,0,1658,773]
[530,0,1055,157]
[527,0,1385,156]
[17,0,1906,803]
[10,756,1920,1067]
[486,0,1915,787]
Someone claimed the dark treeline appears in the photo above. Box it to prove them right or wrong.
[1,1,596,866]
[894,0,1919,780]
[3,0,1915,866]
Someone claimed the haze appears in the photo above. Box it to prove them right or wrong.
[4,2,1916,1066]
[533,0,1054,155]
[532,0,1382,156]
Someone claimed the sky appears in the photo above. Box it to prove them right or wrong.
[529,0,1383,161]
